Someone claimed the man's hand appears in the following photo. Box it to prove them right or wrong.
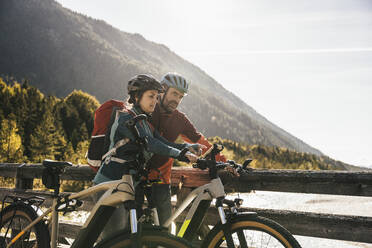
[188,144,207,156]
[225,166,240,177]
[185,151,198,163]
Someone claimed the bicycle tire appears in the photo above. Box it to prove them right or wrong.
[202,214,301,248]
[94,227,193,248]
[0,202,50,248]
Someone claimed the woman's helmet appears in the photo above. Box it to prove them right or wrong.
[127,74,163,104]
[161,72,189,94]
[127,74,164,94]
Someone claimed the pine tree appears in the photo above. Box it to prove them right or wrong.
[0,115,25,162]
[63,142,76,163]
[22,84,45,157]
[53,132,67,161]
[29,106,58,162]
[0,78,12,119]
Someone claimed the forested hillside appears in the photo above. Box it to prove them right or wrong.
[1,79,363,171]
[0,0,323,156]
[0,78,99,164]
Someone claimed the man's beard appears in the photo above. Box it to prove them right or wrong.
[161,99,178,113]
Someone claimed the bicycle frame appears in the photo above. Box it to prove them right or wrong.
[162,177,226,241]
[6,174,136,248]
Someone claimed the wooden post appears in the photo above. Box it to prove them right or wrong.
[15,164,33,190]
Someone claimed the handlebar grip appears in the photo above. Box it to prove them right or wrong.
[201,144,224,159]
[177,148,190,162]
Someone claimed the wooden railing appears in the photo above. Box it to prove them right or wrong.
[0,163,372,244]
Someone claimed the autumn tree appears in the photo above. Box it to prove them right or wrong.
[0,114,25,162]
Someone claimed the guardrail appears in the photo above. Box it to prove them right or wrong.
[0,163,371,244]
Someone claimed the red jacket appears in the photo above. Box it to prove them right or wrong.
[148,104,226,184]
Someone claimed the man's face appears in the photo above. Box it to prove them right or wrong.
[161,87,185,112]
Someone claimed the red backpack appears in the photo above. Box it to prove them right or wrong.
[87,100,126,172]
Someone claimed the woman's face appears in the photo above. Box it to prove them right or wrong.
[138,90,159,114]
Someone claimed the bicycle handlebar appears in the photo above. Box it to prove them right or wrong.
[192,144,252,179]
[193,159,251,175]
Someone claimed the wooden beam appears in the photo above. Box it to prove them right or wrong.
[199,207,372,244]
[2,163,372,196]
[236,169,372,196]
[171,167,372,196]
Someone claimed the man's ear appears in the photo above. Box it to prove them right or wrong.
[160,84,168,98]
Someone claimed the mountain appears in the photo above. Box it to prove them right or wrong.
[0,0,323,156]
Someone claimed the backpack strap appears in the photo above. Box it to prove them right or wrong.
[101,137,130,161]
[101,109,138,161]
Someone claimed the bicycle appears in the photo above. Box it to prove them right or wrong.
[148,144,302,248]
[0,115,192,248]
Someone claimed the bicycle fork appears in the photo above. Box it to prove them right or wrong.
[129,208,138,234]
[125,200,141,248]
[216,197,235,248]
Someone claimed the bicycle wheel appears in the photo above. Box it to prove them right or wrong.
[94,227,193,248]
[0,202,50,248]
[202,214,301,248]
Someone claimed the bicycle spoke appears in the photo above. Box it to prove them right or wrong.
[0,209,45,248]
[227,229,290,248]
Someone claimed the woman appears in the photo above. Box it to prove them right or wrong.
[93,74,200,239]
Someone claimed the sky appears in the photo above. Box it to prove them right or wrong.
[56,0,372,168]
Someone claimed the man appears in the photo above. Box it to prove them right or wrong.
[146,72,226,226]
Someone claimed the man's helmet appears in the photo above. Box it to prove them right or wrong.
[161,72,189,94]
[127,74,164,94]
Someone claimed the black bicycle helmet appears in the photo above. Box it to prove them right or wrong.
[127,74,164,104]
[127,74,164,94]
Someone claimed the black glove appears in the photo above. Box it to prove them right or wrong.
[176,148,190,162]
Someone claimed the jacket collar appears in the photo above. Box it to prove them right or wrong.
[132,105,152,117]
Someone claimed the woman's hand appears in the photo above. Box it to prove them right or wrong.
[185,151,198,163]
[188,144,207,156]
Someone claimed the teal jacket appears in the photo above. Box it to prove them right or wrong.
[93,106,189,184]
